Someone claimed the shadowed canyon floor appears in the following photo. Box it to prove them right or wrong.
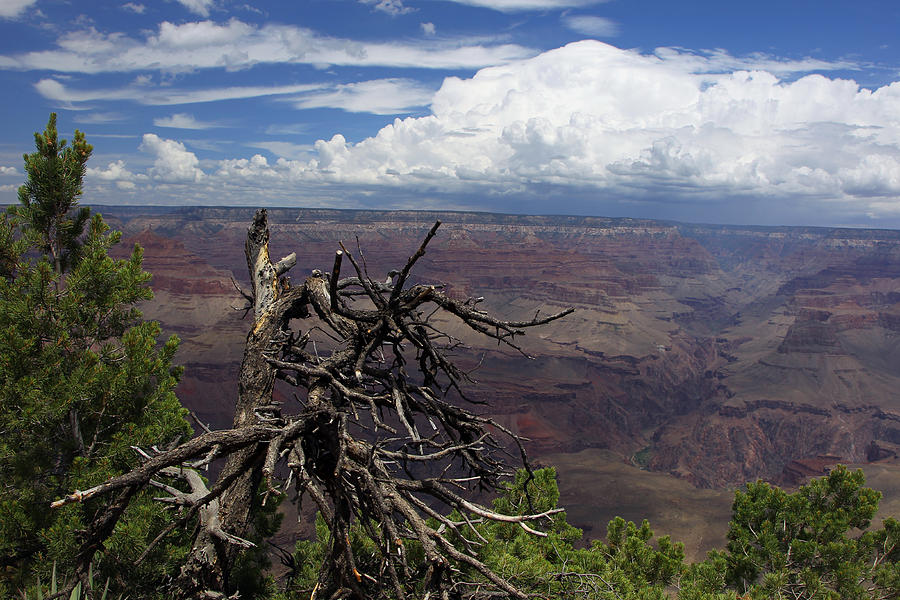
[101,206,900,558]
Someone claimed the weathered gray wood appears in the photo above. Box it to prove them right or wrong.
[175,209,305,596]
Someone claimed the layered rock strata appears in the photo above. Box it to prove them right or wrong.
[101,206,900,490]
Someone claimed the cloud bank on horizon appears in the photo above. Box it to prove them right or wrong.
[1,0,899,227]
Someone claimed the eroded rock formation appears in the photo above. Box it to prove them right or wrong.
[104,207,900,490]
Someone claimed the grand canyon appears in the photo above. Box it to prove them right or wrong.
[101,205,900,557]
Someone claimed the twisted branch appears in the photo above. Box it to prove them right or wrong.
[52,211,573,599]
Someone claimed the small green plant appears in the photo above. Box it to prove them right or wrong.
[632,445,653,469]
[22,562,115,600]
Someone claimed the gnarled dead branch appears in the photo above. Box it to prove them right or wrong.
[52,209,573,599]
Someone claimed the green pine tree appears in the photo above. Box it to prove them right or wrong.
[0,114,192,598]
[289,468,693,599]
[724,465,900,600]
[12,112,92,276]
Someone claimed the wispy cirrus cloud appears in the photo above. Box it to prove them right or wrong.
[153,113,223,129]
[359,0,414,16]
[0,0,38,19]
[0,18,535,74]
[244,141,314,160]
[285,78,434,115]
[652,46,863,76]
[35,77,434,115]
[561,14,618,37]
[121,3,146,14]
[264,123,310,136]
[440,0,609,12]
[34,78,326,105]
[73,112,128,124]
[174,0,215,17]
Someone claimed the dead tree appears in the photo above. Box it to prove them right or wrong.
[52,209,573,599]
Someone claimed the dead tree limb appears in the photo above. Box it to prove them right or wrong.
[52,209,573,599]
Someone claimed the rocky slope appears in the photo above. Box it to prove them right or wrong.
[101,207,900,495]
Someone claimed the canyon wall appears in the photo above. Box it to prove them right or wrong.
[101,207,900,494]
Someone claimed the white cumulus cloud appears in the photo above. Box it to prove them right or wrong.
[258,41,900,218]
[88,159,142,182]
[75,41,900,225]
[140,134,205,182]
[215,154,284,178]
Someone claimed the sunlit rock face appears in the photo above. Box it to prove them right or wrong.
[105,206,900,489]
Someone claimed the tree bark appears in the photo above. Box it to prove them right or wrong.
[175,209,301,597]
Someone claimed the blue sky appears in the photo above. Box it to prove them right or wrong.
[1,0,899,227]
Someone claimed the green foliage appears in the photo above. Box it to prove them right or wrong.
[230,487,286,599]
[289,513,330,595]
[288,469,694,599]
[632,446,653,469]
[0,115,191,598]
[20,562,119,600]
[464,468,691,599]
[13,113,92,274]
[470,468,588,594]
[724,465,900,599]
[288,511,426,598]
[282,467,900,600]
[678,550,740,600]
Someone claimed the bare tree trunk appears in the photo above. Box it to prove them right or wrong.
[174,210,299,598]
